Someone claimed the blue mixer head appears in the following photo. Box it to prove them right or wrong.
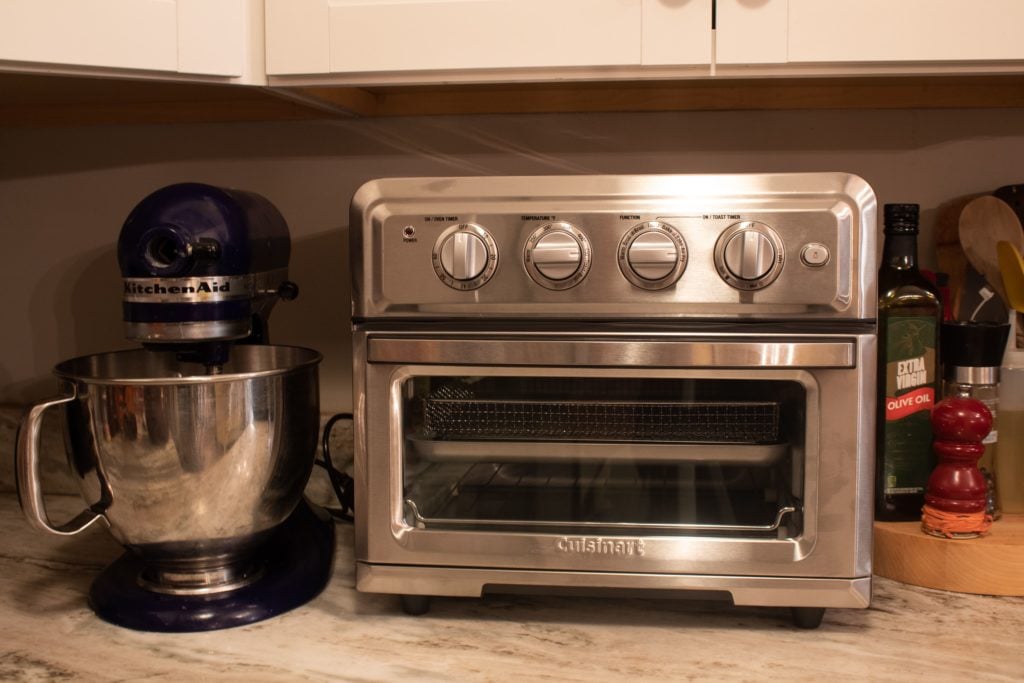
[118,183,297,348]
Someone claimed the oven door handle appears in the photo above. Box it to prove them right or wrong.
[367,337,856,368]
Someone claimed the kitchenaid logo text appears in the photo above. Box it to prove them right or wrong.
[896,355,928,390]
[556,537,645,557]
[124,281,231,295]
[122,275,255,303]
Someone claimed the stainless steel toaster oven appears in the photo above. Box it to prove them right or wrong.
[350,174,877,628]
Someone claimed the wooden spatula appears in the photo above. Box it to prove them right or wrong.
[959,196,1024,304]
[998,241,1024,313]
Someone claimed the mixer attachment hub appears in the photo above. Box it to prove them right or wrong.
[137,558,264,596]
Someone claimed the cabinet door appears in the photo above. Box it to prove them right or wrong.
[715,0,787,65]
[788,0,1024,63]
[0,0,250,77]
[641,0,712,66]
[267,0,643,76]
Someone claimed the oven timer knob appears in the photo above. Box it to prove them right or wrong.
[714,221,785,290]
[618,221,687,290]
[524,222,592,290]
[432,223,498,290]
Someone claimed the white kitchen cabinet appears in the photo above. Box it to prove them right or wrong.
[267,0,646,77]
[715,0,1024,69]
[0,0,265,82]
[715,0,788,66]
[787,0,1024,63]
[642,0,712,67]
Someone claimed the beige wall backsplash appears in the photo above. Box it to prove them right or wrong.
[0,405,354,514]
[3,109,1024,413]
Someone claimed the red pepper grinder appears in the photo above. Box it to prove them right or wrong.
[921,396,993,538]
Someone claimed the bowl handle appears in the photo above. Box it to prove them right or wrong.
[15,387,105,536]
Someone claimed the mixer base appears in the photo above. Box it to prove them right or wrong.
[88,500,334,632]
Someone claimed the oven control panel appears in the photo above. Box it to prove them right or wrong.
[353,174,876,320]
[423,216,827,294]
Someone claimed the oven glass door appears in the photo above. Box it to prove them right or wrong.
[400,373,807,539]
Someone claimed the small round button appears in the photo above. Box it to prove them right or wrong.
[800,243,830,267]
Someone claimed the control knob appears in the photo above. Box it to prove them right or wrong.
[723,230,775,280]
[617,221,687,290]
[714,221,785,290]
[524,222,592,289]
[432,223,498,290]
[440,232,486,280]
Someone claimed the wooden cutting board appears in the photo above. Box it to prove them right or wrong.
[874,514,1024,595]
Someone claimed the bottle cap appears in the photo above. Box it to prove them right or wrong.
[884,203,920,234]
[941,321,1010,369]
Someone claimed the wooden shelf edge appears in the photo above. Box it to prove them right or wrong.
[873,514,1024,596]
[2,72,1024,126]
[295,74,1024,118]
[0,73,344,126]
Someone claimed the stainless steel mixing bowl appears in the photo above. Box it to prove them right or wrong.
[16,345,322,593]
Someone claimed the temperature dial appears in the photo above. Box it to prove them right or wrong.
[524,222,592,290]
[714,221,785,290]
[617,221,687,290]
[432,223,498,290]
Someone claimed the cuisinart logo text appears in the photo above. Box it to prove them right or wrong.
[556,537,645,557]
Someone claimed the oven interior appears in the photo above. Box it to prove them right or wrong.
[400,376,808,539]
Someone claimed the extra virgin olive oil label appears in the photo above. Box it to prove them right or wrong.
[883,315,938,495]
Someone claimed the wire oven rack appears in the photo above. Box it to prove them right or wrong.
[422,396,782,444]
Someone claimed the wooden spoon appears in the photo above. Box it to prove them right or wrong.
[959,196,1024,304]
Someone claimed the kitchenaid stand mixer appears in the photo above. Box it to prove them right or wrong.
[16,183,333,632]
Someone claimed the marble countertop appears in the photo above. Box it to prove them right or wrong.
[2,495,1023,682]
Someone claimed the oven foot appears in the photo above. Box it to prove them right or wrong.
[399,594,432,616]
[790,607,826,629]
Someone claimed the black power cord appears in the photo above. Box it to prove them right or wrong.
[315,412,355,522]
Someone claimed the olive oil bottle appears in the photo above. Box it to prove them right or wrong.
[876,203,942,521]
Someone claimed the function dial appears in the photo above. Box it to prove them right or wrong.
[524,222,592,290]
[432,223,498,290]
[714,221,785,290]
[617,221,687,290]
